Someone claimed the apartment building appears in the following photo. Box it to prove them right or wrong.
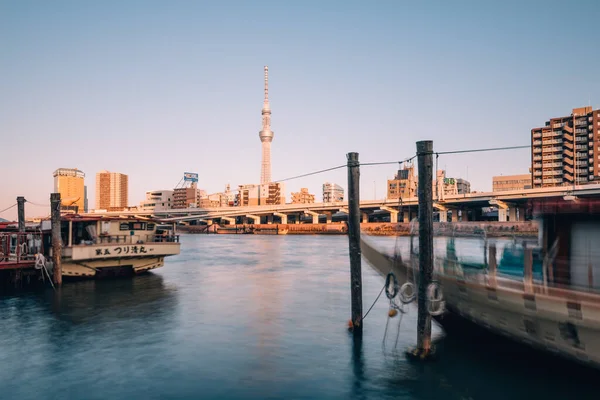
[492,174,532,192]
[531,107,600,188]
[236,182,286,206]
[291,188,315,204]
[323,182,344,203]
[95,170,128,211]
[139,190,173,211]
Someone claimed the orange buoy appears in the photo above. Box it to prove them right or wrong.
[347,319,354,330]
[388,308,398,318]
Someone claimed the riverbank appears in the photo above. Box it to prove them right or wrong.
[178,221,538,238]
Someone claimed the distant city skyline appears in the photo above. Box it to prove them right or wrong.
[2,0,599,220]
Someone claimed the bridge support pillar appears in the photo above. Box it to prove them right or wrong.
[438,210,448,222]
[266,215,273,224]
[402,210,409,223]
[517,207,525,221]
[508,208,517,222]
[274,212,288,224]
[361,213,369,223]
[305,210,319,224]
[325,212,333,224]
[246,214,260,224]
[380,206,398,223]
[451,210,458,222]
[221,217,235,225]
[461,209,469,221]
[498,209,507,222]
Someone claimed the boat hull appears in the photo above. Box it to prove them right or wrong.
[360,237,600,370]
[61,256,166,278]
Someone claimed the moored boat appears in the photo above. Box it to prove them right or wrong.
[41,214,180,278]
[361,197,600,370]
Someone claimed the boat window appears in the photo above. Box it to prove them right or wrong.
[119,222,147,231]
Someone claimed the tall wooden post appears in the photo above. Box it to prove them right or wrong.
[51,193,62,286]
[347,152,363,335]
[416,140,434,358]
[17,196,25,232]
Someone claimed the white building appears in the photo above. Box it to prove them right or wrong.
[323,182,344,203]
[139,190,173,212]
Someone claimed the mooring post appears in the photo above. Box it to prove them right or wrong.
[347,152,363,335]
[50,193,62,286]
[415,140,434,358]
[17,196,25,232]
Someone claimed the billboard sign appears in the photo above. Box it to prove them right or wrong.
[184,172,198,183]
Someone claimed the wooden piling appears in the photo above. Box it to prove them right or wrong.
[347,152,363,335]
[17,196,25,232]
[50,193,62,286]
[415,140,434,358]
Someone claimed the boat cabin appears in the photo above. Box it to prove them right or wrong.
[532,198,600,291]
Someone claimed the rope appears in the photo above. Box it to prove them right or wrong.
[0,204,16,214]
[26,200,50,207]
[362,280,386,320]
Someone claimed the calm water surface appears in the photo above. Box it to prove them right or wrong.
[0,235,598,400]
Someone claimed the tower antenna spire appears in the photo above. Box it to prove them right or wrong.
[259,65,274,184]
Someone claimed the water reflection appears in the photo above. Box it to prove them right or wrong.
[1,235,600,400]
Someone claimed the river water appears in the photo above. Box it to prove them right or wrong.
[0,235,597,399]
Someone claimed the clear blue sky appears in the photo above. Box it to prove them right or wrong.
[1,0,599,220]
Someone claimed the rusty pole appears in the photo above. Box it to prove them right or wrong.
[50,193,62,286]
[17,196,25,232]
[347,152,363,335]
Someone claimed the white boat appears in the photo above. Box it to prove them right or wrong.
[42,215,181,278]
[361,197,600,370]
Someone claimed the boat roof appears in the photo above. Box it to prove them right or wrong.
[37,214,164,224]
[531,197,600,216]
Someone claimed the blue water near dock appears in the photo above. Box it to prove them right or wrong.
[0,235,597,399]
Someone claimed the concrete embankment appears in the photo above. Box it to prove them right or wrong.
[178,221,538,237]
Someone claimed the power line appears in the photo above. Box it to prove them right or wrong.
[0,204,16,214]
[361,156,416,167]
[436,145,530,156]
[273,165,346,183]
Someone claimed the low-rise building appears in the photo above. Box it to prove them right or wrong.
[291,188,315,204]
[236,182,286,206]
[139,190,173,212]
[387,165,417,199]
[323,182,344,203]
[492,174,532,192]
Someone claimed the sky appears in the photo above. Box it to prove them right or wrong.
[1,0,599,220]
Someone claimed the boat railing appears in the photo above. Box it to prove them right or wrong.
[0,232,44,263]
[80,234,180,246]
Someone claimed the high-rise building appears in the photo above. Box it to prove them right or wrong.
[387,165,417,200]
[323,182,344,203]
[84,186,88,212]
[53,168,85,212]
[531,106,600,188]
[259,66,274,184]
[95,171,128,211]
[493,174,532,192]
[291,188,315,204]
